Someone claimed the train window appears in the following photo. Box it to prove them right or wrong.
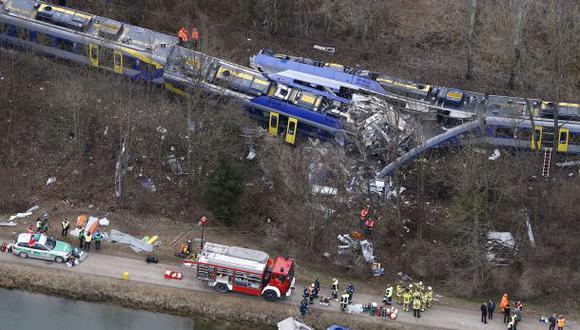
[16,27,30,40]
[288,121,296,135]
[123,55,137,69]
[56,38,74,52]
[101,47,115,68]
[141,62,157,74]
[568,133,580,145]
[35,32,51,47]
[559,131,568,144]
[495,127,515,138]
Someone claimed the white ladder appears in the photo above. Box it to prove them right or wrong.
[542,147,552,177]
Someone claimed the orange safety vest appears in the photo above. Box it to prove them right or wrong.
[499,294,509,311]
[178,27,188,42]
[191,28,199,41]
[360,208,368,219]
[558,318,565,327]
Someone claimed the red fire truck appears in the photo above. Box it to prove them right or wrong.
[195,242,295,301]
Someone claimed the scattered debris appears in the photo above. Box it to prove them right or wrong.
[141,178,157,192]
[360,240,375,263]
[98,218,110,226]
[46,176,57,186]
[246,145,256,160]
[486,231,518,266]
[521,209,536,248]
[114,133,130,198]
[0,221,17,227]
[6,205,39,222]
[556,160,580,168]
[313,44,335,54]
[167,154,184,175]
[397,272,413,282]
[488,149,501,160]
[277,317,313,330]
[164,269,183,280]
[109,229,154,253]
[311,185,338,196]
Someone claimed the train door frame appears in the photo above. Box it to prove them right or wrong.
[531,126,543,150]
[268,112,279,136]
[285,117,298,144]
[557,128,569,153]
[113,50,123,74]
[89,44,99,67]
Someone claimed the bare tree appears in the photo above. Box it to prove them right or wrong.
[465,0,479,80]
[507,0,527,89]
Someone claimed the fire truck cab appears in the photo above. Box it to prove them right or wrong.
[195,242,295,301]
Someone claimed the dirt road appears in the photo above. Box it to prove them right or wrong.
[0,251,570,330]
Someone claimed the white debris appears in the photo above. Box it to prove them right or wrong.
[46,176,57,186]
[98,218,110,226]
[0,221,17,227]
[26,205,39,213]
[313,44,335,54]
[156,126,167,134]
[277,317,313,330]
[360,239,375,263]
[311,185,338,196]
[246,146,256,160]
[488,149,501,160]
[556,160,580,168]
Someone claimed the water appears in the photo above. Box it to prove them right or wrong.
[0,288,264,330]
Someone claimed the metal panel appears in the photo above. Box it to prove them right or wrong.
[285,117,298,144]
[268,112,279,136]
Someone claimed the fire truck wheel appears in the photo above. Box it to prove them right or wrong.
[215,283,229,293]
[262,289,279,302]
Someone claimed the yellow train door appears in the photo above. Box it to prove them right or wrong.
[531,126,542,150]
[557,128,569,153]
[268,112,279,136]
[285,117,298,144]
[89,44,99,67]
[113,50,123,74]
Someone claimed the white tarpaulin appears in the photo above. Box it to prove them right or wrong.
[109,229,153,253]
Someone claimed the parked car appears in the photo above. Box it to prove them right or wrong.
[12,233,73,263]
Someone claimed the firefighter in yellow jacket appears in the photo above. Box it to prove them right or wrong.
[340,291,349,311]
[421,289,428,312]
[426,286,433,308]
[402,289,412,312]
[395,284,403,304]
[412,291,422,318]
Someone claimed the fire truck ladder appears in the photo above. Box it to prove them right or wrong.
[542,147,553,177]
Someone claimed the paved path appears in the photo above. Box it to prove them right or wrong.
[0,251,575,329]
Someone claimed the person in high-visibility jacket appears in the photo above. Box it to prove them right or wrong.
[383,284,393,305]
[412,291,422,318]
[84,231,93,251]
[331,278,339,300]
[557,315,566,330]
[426,286,433,308]
[420,289,428,311]
[61,219,70,237]
[500,293,510,323]
[178,27,188,46]
[340,291,349,311]
[402,289,412,312]
[395,284,403,304]
[191,27,199,49]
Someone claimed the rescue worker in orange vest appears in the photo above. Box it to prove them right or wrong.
[178,27,188,46]
[191,27,199,49]
[359,204,369,227]
[500,293,510,323]
[557,315,566,330]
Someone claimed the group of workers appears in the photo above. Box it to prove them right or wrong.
[359,205,375,236]
[178,27,200,49]
[397,282,433,318]
[78,227,103,252]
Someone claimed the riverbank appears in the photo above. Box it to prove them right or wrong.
[0,261,413,330]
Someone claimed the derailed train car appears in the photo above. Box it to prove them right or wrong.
[0,0,348,144]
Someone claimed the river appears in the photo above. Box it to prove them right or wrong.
[0,288,268,330]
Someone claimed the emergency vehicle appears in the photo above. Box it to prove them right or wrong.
[195,242,295,301]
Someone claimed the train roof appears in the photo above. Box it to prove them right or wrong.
[197,242,270,274]
[1,0,177,60]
